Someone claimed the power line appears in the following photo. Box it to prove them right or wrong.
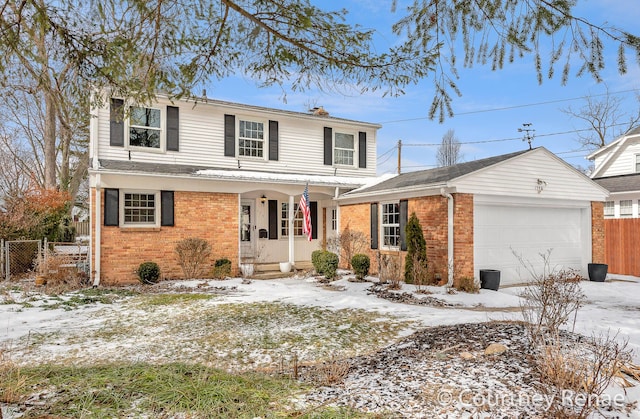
[380,88,640,124]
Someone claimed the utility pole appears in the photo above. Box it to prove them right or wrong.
[518,123,535,149]
[397,140,402,174]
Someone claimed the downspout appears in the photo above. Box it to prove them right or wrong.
[93,174,101,286]
[440,188,454,287]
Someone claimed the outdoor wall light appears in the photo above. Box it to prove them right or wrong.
[260,194,267,204]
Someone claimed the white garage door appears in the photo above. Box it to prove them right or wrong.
[474,204,589,285]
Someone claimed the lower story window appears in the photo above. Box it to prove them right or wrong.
[124,193,156,224]
[382,202,400,248]
[331,209,337,231]
[281,203,303,236]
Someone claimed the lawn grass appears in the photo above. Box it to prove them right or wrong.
[0,361,376,418]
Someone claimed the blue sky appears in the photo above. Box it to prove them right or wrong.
[207,0,640,175]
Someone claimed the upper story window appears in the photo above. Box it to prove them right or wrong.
[636,155,640,173]
[620,200,633,217]
[334,132,355,166]
[239,119,264,158]
[129,107,161,149]
[281,203,303,237]
[604,201,614,218]
[123,192,157,225]
[381,202,400,248]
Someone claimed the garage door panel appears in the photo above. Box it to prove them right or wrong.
[474,205,585,285]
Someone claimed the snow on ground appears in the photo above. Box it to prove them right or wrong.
[1,271,640,417]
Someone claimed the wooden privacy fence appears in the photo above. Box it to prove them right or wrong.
[605,218,640,277]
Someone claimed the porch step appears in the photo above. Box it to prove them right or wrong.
[248,261,314,280]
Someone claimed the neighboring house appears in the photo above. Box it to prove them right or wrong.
[588,127,640,218]
[337,147,608,286]
[89,95,380,285]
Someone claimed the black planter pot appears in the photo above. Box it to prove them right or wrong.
[480,269,501,291]
[588,263,608,282]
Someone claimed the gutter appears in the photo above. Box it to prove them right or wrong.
[93,174,101,286]
[440,188,454,287]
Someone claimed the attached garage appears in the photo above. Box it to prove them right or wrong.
[474,199,591,285]
[338,147,609,286]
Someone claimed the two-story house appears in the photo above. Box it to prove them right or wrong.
[89,95,380,285]
[588,127,640,218]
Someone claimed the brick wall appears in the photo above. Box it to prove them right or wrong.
[339,193,474,285]
[91,188,238,285]
[452,194,474,282]
[591,201,605,264]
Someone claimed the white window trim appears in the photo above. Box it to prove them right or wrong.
[620,199,633,217]
[333,130,357,167]
[125,105,166,153]
[603,201,615,218]
[380,201,400,250]
[281,202,303,238]
[120,190,161,228]
[237,116,267,161]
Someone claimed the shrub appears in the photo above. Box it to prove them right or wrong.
[378,252,402,289]
[213,258,232,279]
[175,238,211,279]
[351,254,370,280]
[137,261,161,284]
[312,250,325,274]
[404,213,427,284]
[321,252,339,280]
[312,250,339,280]
[455,276,479,293]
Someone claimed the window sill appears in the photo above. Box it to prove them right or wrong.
[119,226,162,232]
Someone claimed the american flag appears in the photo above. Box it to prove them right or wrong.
[299,184,312,241]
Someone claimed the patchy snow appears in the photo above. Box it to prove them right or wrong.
[194,168,396,189]
[1,272,640,417]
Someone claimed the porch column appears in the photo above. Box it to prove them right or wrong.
[288,195,295,265]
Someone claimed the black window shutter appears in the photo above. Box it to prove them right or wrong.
[399,200,408,251]
[268,200,278,239]
[370,203,378,249]
[161,191,174,226]
[110,98,124,147]
[269,120,279,161]
[166,106,179,151]
[224,114,235,157]
[358,131,367,168]
[104,188,119,226]
[310,201,318,240]
[324,127,332,165]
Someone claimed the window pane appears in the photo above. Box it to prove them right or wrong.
[130,107,161,128]
[281,203,303,236]
[620,200,632,216]
[335,133,354,149]
[124,193,155,224]
[130,127,160,148]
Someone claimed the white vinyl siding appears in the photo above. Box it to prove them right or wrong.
[95,99,378,178]
[453,149,607,202]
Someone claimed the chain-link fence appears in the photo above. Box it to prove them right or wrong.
[2,239,42,281]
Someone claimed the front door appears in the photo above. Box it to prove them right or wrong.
[240,200,255,259]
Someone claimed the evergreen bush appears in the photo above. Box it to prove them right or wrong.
[137,261,161,284]
[351,253,370,280]
[213,258,232,279]
[312,249,326,274]
[404,212,427,284]
[321,251,339,280]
